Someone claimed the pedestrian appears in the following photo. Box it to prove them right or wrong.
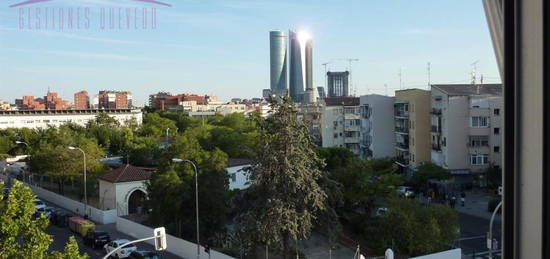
[461,191,466,207]
[451,196,456,208]
[427,196,432,205]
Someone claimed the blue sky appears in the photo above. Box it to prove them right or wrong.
[0,0,500,106]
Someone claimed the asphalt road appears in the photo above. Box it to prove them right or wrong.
[458,212,502,258]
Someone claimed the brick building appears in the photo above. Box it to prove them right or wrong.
[74,91,89,110]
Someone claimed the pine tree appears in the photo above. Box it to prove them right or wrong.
[242,98,326,258]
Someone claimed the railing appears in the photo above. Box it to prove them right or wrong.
[395,126,408,133]
[431,125,441,133]
[394,111,409,117]
[431,108,442,115]
[432,144,442,151]
[395,156,409,166]
[396,142,409,150]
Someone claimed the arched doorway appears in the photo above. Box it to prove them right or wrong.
[127,189,146,214]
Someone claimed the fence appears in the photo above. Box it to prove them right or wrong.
[25,183,117,224]
[116,217,235,259]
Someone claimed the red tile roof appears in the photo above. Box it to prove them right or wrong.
[98,165,152,183]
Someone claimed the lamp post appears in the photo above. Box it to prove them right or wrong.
[14,141,29,183]
[172,158,200,259]
[68,146,87,217]
[488,201,502,259]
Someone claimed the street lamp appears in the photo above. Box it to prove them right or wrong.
[68,146,87,218]
[172,158,200,259]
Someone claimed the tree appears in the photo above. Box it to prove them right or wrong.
[315,147,356,172]
[239,98,326,258]
[140,113,177,137]
[363,198,458,256]
[147,134,230,242]
[411,162,450,189]
[0,181,88,259]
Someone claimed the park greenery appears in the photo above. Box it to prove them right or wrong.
[0,104,459,258]
[0,180,88,259]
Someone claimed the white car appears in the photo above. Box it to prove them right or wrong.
[33,199,46,211]
[104,239,137,258]
[396,186,415,198]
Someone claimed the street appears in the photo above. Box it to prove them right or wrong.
[458,212,501,258]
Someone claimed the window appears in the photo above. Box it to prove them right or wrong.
[231,173,236,182]
[494,108,500,116]
[471,116,489,128]
[333,133,338,138]
[494,127,500,135]
[470,136,489,147]
[471,154,489,165]
[494,146,500,153]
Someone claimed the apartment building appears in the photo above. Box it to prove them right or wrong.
[93,91,133,109]
[430,84,502,182]
[359,94,395,159]
[321,97,361,156]
[297,103,323,146]
[74,91,89,110]
[394,89,432,173]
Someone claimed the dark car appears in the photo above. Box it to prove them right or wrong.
[83,230,111,249]
[128,250,163,259]
[51,209,74,227]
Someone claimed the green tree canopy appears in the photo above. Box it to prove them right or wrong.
[363,198,459,256]
[0,181,88,259]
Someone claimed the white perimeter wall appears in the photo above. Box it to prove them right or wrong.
[116,217,235,259]
[410,248,462,259]
[26,184,117,224]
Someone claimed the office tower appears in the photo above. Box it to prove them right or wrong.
[74,91,89,110]
[327,71,350,97]
[270,31,288,97]
[289,30,313,103]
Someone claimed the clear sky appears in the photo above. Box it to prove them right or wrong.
[0,0,500,106]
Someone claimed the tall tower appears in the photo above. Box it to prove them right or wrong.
[289,30,312,103]
[269,31,288,97]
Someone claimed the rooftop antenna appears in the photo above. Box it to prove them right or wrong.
[398,67,403,90]
[471,60,479,85]
[427,62,431,89]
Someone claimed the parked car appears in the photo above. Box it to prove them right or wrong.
[371,207,389,217]
[128,250,163,259]
[396,186,415,198]
[104,239,137,258]
[33,199,46,211]
[51,209,74,227]
[84,230,111,249]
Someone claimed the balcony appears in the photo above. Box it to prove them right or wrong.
[394,111,409,118]
[432,143,442,151]
[396,142,409,150]
[431,125,441,133]
[395,156,409,166]
[396,126,409,134]
[431,108,442,115]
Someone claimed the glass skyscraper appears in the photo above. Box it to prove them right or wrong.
[269,31,288,97]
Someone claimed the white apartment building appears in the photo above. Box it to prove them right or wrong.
[430,84,502,182]
[321,97,361,156]
[0,109,143,129]
[359,94,395,159]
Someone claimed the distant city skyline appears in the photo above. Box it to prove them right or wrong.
[0,0,500,105]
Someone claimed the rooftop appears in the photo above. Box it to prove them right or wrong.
[227,158,253,167]
[99,164,152,183]
[0,109,142,116]
[324,97,360,106]
[432,84,502,96]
